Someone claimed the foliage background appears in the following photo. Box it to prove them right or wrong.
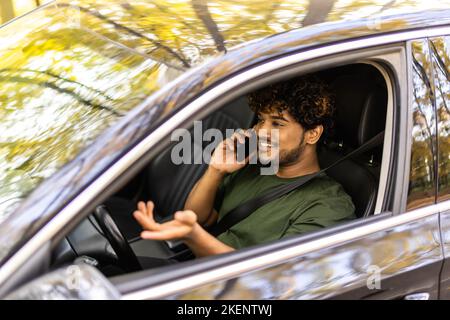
[0,0,52,25]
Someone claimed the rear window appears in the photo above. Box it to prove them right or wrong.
[0,5,180,222]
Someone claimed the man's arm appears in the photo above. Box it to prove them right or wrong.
[184,130,253,226]
[183,166,225,226]
[134,130,254,258]
[183,222,234,257]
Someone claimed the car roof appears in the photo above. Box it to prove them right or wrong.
[1,0,450,267]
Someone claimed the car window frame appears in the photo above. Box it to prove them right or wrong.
[427,36,450,204]
[82,48,405,294]
[110,45,405,297]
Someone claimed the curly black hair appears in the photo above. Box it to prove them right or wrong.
[247,75,336,140]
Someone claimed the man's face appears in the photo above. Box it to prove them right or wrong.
[253,110,307,166]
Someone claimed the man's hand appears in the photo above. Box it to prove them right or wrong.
[133,200,235,257]
[210,129,254,174]
[133,201,198,241]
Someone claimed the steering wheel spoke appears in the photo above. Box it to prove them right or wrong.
[92,205,142,272]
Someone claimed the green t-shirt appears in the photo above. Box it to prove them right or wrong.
[214,164,356,249]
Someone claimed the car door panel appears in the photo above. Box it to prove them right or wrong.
[159,40,444,300]
[116,39,446,300]
[438,201,450,300]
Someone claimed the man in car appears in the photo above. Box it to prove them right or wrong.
[133,75,356,258]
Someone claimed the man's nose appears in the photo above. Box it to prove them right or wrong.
[256,121,271,132]
[256,130,271,142]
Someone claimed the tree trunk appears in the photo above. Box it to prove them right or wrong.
[1,0,15,24]
[302,0,335,27]
[192,0,226,52]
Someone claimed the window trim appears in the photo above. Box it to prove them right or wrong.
[405,38,439,211]
[2,25,450,294]
[361,59,396,214]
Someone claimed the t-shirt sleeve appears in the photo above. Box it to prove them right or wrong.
[280,196,356,240]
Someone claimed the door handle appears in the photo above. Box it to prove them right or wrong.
[403,293,430,300]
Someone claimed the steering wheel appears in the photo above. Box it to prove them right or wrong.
[92,205,142,272]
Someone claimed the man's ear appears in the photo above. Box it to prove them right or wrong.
[305,125,324,145]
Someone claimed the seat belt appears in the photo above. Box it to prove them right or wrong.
[207,131,385,237]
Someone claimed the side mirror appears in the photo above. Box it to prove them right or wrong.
[5,264,121,300]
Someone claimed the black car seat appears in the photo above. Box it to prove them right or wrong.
[317,65,388,218]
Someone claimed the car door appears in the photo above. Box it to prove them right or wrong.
[428,35,450,300]
[114,38,444,300]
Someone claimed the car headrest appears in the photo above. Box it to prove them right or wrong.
[330,74,387,149]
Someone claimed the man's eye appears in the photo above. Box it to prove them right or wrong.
[272,121,282,127]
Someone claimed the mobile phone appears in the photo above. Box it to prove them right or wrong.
[234,130,256,161]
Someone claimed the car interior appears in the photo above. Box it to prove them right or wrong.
[49,63,389,277]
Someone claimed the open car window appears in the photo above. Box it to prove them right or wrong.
[48,60,393,284]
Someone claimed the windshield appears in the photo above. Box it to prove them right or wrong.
[0,3,183,223]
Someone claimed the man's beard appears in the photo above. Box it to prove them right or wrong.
[278,143,306,166]
[257,133,306,167]
[279,137,306,166]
